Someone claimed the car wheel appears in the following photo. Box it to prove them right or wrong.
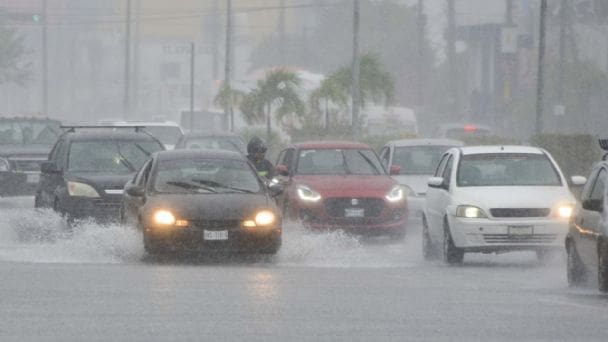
[566,241,586,287]
[443,219,464,265]
[422,215,437,260]
[598,241,608,293]
[260,239,282,255]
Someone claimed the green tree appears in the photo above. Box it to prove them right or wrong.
[239,69,305,140]
[309,75,349,129]
[0,17,29,85]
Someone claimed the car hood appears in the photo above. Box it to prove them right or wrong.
[452,186,576,209]
[68,172,134,191]
[0,145,51,158]
[143,194,273,220]
[392,174,432,195]
[294,175,397,197]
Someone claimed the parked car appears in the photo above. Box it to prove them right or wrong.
[121,149,283,255]
[174,131,247,155]
[379,139,464,220]
[0,116,62,196]
[423,145,585,264]
[101,120,184,150]
[34,126,165,223]
[274,141,407,239]
[566,139,608,292]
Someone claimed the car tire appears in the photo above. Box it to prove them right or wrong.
[598,241,608,293]
[260,239,281,255]
[422,215,437,261]
[566,241,586,287]
[443,219,464,265]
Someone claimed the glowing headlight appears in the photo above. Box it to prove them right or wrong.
[385,185,404,202]
[558,205,574,219]
[255,210,276,226]
[456,205,487,218]
[297,185,322,202]
[0,158,9,172]
[153,210,176,225]
[67,181,100,198]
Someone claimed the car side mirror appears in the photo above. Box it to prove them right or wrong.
[582,198,603,212]
[267,181,284,197]
[389,165,401,175]
[427,177,445,189]
[40,161,60,174]
[570,175,587,186]
[275,164,289,177]
[126,185,145,197]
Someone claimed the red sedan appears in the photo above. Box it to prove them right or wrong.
[274,141,408,239]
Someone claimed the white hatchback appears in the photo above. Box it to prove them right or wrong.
[423,145,586,264]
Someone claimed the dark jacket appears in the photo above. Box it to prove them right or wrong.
[247,155,275,180]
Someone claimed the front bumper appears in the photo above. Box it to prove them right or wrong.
[144,226,282,253]
[59,195,122,223]
[448,215,568,252]
[0,171,40,196]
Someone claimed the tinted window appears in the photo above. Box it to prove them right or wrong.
[457,153,561,187]
[153,158,260,194]
[296,149,385,175]
[68,140,163,173]
[393,145,453,175]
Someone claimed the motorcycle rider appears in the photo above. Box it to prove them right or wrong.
[247,136,275,180]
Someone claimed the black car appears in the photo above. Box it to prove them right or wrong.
[121,149,282,255]
[174,132,247,155]
[34,126,165,223]
[566,139,608,292]
[0,116,62,196]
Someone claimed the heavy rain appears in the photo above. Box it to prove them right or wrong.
[1,0,608,341]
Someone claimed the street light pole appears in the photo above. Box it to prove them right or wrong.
[535,0,547,135]
[351,0,361,138]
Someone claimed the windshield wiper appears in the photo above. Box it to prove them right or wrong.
[165,181,217,193]
[134,143,152,157]
[116,144,137,172]
[192,179,255,194]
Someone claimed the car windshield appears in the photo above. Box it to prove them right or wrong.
[393,145,452,175]
[457,153,562,187]
[183,137,246,154]
[0,119,61,145]
[68,140,163,173]
[143,126,183,146]
[153,158,260,194]
[296,148,385,175]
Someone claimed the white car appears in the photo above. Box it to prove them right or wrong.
[379,139,464,221]
[423,145,586,264]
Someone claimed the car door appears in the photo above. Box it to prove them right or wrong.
[37,138,66,207]
[425,152,452,240]
[576,167,606,267]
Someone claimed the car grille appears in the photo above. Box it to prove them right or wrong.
[490,208,550,218]
[324,198,385,218]
[483,234,557,244]
[10,158,45,172]
[191,220,241,230]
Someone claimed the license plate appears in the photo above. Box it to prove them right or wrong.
[204,230,228,241]
[508,225,533,236]
[345,208,365,218]
[26,174,40,183]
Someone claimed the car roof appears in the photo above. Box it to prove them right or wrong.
[289,140,371,150]
[155,148,245,161]
[101,120,182,128]
[64,130,163,142]
[0,116,60,123]
[181,132,243,139]
[458,145,545,155]
[388,138,464,147]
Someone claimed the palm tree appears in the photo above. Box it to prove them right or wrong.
[239,69,305,140]
[309,76,349,129]
[213,84,245,130]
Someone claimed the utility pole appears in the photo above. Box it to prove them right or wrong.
[351,0,361,138]
[558,0,567,103]
[124,0,132,119]
[279,0,286,65]
[224,0,233,131]
[535,0,547,135]
[42,0,48,116]
[190,42,195,131]
[211,0,219,81]
[416,0,425,107]
[133,0,141,117]
[446,0,459,119]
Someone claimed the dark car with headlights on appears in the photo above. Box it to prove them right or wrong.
[121,149,282,255]
[0,116,61,196]
[34,126,165,223]
[274,141,408,239]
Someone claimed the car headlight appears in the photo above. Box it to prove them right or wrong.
[456,205,487,218]
[0,157,10,172]
[67,181,100,198]
[557,205,574,219]
[385,185,404,202]
[297,185,322,202]
[153,210,176,225]
[243,210,277,228]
